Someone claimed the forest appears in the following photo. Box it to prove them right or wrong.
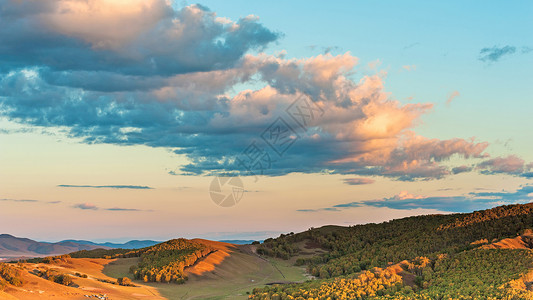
[251,203,533,299]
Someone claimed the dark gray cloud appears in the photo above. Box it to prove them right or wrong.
[452,165,472,174]
[0,1,279,78]
[299,185,533,213]
[58,185,153,190]
[479,45,516,62]
[342,178,375,185]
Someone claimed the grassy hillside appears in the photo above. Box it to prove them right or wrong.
[70,238,215,284]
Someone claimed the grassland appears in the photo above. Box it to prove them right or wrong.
[103,244,308,300]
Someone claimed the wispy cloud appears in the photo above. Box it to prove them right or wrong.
[74,203,98,210]
[446,90,460,106]
[73,202,149,212]
[106,207,143,212]
[58,185,153,190]
[479,45,516,62]
[298,186,533,213]
[477,155,530,175]
[0,198,61,204]
[403,42,420,50]
[0,198,38,203]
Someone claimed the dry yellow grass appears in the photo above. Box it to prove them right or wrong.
[2,258,164,299]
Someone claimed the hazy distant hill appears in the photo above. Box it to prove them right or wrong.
[0,234,111,259]
[59,239,161,249]
[219,240,257,245]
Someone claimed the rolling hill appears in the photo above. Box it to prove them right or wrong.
[0,234,111,259]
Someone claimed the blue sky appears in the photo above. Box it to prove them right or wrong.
[199,0,533,153]
[0,0,531,241]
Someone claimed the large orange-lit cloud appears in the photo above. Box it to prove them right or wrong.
[0,1,492,181]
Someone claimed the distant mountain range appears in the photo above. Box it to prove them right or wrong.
[0,234,255,259]
[0,234,160,259]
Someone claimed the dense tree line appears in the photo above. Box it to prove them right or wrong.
[258,203,533,279]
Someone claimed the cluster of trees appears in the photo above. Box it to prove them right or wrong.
[37,268,73,286]
[257,234,300,259]
[42,254,71,264]
[131,239,213,284]
[258,203,533,280]
[117,277,134,286]
[0,263,24,290]
[250,266,403,299]
[74,272,88,278]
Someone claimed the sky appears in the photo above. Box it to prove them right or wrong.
[0,0,532,242]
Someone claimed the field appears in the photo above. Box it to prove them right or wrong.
[102,243,308,300]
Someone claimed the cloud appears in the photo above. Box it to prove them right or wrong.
[58,184,153,189]
[479,45,517,62]
[343,177,375,185]
[477,155,526,175]
[296,207,343,212]
[73,202,148,212]
[0,198,61,204]
[0,198,38,203]
[522,47,533,54]
[74,203,98,210]
[403,42,420,50]
[299,185,533,213]
[0,1,491,181]
[402,65,416,71]
[452,165,472,174]
[0,1,279,77]
[106,207,143,211]
[446,90,460,106]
